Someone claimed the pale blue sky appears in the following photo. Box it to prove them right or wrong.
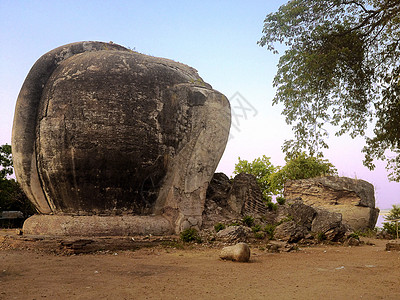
[0,0,399,209]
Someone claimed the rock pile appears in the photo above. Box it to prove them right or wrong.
[284,176,379,230]
[203,174,379,245]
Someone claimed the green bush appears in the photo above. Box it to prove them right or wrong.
[251,224,262,233]
[180,228,202,243]
[276,196,286,205]
[254,231,266,239]
[266,201,278,211]
[348,232,360,240]
[229,222,240,226]
[234,153,337,199]
[355,228,377,238]
[382,205,400,237]
[263,224,276,239]
[277,215,293,226]
[214,223,226,233]
[242,215,255,227]
[316,232,327,242]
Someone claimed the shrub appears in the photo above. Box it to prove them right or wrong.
[254,231,266,239]
[242,215,255,227]
[180,228,202,243]
[266,201,278,211]
[214,223,226,233]
[277,215,293,225]
[348,232,360,240]
[251,224,262,233]
[263,224,276,239]
[276,196,286,205]
[382,205,400,237]
[315,232,326,242]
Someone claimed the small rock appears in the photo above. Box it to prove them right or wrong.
[344,237,360,247]
[386,242,400,251]
[220,243,250,262]
[266,241,287,253]
[216,226,251,242]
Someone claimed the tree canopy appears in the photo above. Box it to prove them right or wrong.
[0,144,13,180]
[233,155,277,200]
[258,0,400,181]
[0,144,36,216]
[270,152,337,193]
[234,152,337,199]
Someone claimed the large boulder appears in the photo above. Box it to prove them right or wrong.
[311,208,347,241]
[220,243,251,262]
[284,176,379,230]
[206,172,231,207]
[227,173,267,216]
[216,225,252,243]
[274,220,308,243]
[12,41,230,236]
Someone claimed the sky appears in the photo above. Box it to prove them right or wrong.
[0,0,399,210]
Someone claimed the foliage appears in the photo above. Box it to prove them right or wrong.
[382,205,400,237]
[266,201,278,211]
[315,232,327,242]
[276,196,286,205]
[161,240,184,250]
[234,152,337,197]
[180,228,202,243]
[277,215,293,225]
[229,222,240,227]
[233,155,277,200]
[254,231,266,239]
[270,152,337,193]
[348,232,360,240]
[0,144,13,179]
[242,215,255,227]
[259,0,400,181]
[0,144,36,217]
[214,223,226,233]
[262,224,276,239]
[356,228,377,238]
[0,179,36,217]
[251,224,262,233]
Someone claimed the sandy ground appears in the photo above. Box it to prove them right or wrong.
[1,232,400,300]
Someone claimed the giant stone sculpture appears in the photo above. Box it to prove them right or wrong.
[12,41,231,236]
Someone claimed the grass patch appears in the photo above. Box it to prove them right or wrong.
[180,228,202,243]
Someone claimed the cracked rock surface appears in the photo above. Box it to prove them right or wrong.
[12,41,230,235]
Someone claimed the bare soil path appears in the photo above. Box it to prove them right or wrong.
[1,231,400,300]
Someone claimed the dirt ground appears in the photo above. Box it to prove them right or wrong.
[1,230,400,300]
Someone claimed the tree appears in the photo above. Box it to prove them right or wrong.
[258,0,400,181]
[233,152,337,199]
[270,152,338,194]
[0,144,36,217]
[0,144,13,179]
[233,155,277,201]
[382,204,400,237]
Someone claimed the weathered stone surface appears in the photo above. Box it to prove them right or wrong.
[23,214,173,236]
[287,201,316,230]
[274,220,308,243]
[216,225,251,242]
[284,176,379,230]
[386,242,400,251]
[311,208,347,241]
[12,41,230,235]
[344,237,361,247]
[219,243,250,262]
[227,173,267,216]
[206,173,231,207]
